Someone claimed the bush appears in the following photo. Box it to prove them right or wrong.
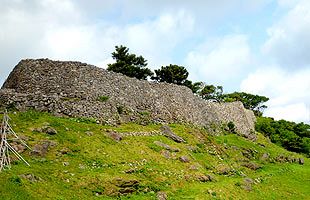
[97,96,109,102]
[227,121,236,133]
[256,117,310,156]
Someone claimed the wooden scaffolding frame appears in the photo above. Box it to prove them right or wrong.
[0,110,31,171]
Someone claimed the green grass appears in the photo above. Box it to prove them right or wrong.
[0,110,309,199]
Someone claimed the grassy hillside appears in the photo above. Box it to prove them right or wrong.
[0,110,309,200]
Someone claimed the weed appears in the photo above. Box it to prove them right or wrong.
[117,105,124,114]
[97,95,109,102]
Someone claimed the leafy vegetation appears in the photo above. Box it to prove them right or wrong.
[0,110,309,199]
[223,92,269,116]
[107,45,153,80]
[97,95,110,102]
[256,116,310,156]
[151,64,189,85]
[107,45,270,116]
[151,64,203,94]
[198,84,224,102]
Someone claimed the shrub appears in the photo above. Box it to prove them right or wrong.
[97,96,109,102]
[227,121,236,133]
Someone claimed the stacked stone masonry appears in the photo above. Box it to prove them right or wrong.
[0,59,256,138]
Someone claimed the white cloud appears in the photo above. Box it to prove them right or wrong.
[0,0,195,85]
[241,67,310,123]
[123,10,195,69]
[262,0,310,68]
[185,34,252,91]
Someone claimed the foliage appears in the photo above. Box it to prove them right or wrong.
[107,45,153,80]
[198,84,223,102]
[183,80,204,94]
[255,116,310,156]
[227,121,236,133]
[223,92,269,116]
[97,95,109,102]
[151,64,189,85]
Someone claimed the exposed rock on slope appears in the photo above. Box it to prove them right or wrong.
[0,59,256,138]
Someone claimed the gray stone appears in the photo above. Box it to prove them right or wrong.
[179,156,190,163]
[106,130,122,142]
[196,174,215,182]
[157,191,167,200]
[31,140,56,156]
[44,127,57,135]
[154,141,180,152]
[261,153,269,161]
[160,125,185,143]
[85,131,93,136]
[19,174,42,182]
[0,58,257,139]
[299,158,304,165]
[160,150,171,159]
[242,162,262,170]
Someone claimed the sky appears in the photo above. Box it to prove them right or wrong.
[0,0,309,124]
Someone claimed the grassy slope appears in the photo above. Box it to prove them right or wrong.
[0,110,309,200]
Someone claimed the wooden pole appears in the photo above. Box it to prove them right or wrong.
[0,110,30,171]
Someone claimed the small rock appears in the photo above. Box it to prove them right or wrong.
[119,187,135,194]
[216,164,233,175]
[11,143,26,153]
[59,148,70,155]
[125,168,138,174]
[189,165,199,170]
[31,141,55,156]
[79,164,86,169]
[196,174,214,182]
[242,177,254,191]
[160,125,185,143]
[242,162,262,170]
[154,141,180,152]
[19,174,42,182]
[106,130,122,142]
[63,162,69,166]
[186,145,198,152]
[114,178,139,188]
[161,150,171,159]
[44,127,57,135]
[157,191,167,200]
[85,131,93,136]
[179,156,190,163]
[261,153,269,161]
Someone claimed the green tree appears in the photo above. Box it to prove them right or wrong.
[199,84,223,102]
[151,64,189,85]
[107,45,153,80]
[223,92,269,116]
[255,116,310,156]
[183,80,204,94]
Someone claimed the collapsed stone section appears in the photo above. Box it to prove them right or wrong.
[0,59,256,138]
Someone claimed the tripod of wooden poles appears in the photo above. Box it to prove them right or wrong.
[0,110,31,171]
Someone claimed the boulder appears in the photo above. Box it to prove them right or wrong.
[44,127,57,135]
[31,141,56,156]
[242,162,262,170]
[196,174,215,182]
[160,125,185,143]
[179,156,190,163]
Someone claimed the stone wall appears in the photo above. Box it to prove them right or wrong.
[0,59,256,138]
